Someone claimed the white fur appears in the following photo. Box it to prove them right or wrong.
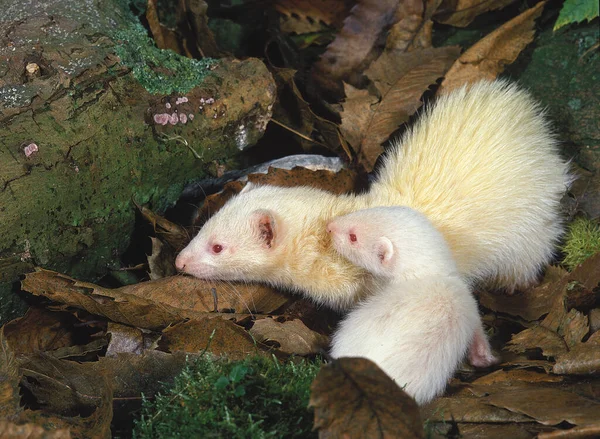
[328,207,493,404]
[177,80,572,308]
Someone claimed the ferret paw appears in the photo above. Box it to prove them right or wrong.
[468,327,499,368]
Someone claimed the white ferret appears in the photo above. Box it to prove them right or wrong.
[327,206,495,404]
[175,81,572,310]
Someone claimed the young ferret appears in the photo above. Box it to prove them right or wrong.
[327,206,495,404]
[175,81,572,311]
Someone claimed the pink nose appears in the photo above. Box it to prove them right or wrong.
[175,253,188,271]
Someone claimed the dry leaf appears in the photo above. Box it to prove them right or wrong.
[553,332,600,375]
[310,357,424,438]
[439,1,546,94]
[179,0,221,58]
[472,369,563,385]
[147,0,181,52]
[456,423,535,439]
[434,0,518,27]
[340,47,460,171]
[106,322,159,357]
[386,0,442,51]
[0,329,21,419]
[249,318,329,355]
[0,421,71,439]
[158,318,271,359]
[21,270,291,330]
[421,394,532,423]
[275,0,350,33]
[3,308,75,355]
[506,326,568,358]
[475,384,600,426]
[147,237,177,280]
[138,204,190,252]
[311,0,402,98]
[537,424,600,439]
[477,266,568,321]
[20,354,113,438]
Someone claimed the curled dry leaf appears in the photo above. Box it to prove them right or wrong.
[439,1,546,94]
[310,357,424,438]
[275,0,350,33]
[21,269,291,330]
[247,166,357,194]
[249,318,329,356]
[137,204,190,252]
[340,46,460,171]
[146,0,180,52]
[471,369,563,386]
[434,0,518,27]
[158,318,272,360]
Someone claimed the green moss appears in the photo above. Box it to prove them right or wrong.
[114,22,217,95]
[562,217,600,270]
[133,355,321,439]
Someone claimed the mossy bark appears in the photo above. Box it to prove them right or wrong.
[0,0,276,322]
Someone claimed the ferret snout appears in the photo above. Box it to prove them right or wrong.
[174,253,189,272]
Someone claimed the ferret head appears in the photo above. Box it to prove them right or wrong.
[326,206,456,279]
[175,184,287,282]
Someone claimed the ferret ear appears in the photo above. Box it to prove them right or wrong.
[240,182,256,194]
[251,209,276,249]
[376,237,394,266]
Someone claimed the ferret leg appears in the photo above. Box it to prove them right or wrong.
[468,325,498,367]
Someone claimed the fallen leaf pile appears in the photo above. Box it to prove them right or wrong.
[3,0,599,437]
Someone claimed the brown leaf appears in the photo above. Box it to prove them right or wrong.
[22,270,291,330]
[477,266,568,321]
[0,421,71,439]
[147,0,181,53]
[310,357,424,438]
[506,326,568,358]
[472,369,563,385]
[474,383,600,426]
[19,354,113,438]
[386,0,442,51]
[537,424,600,439]
[553,332,600,376]
[340,47,460,171]
[147,237,177,280]
[421,394,532,423]
[439,1,545,94]
[3,308,75,355]
[434,0,518,27]
[311,0,402,98]
[138,204,190,252]
[179,0,222,58]
[0,329,22,419]
[275,0,350,31]
[249,318,329,355]
[455,423,535,439]
[50,339,108,361]
[158,318,272,360]
[248,166,357,194]
[106,322,159,357]
[271,67,347,156]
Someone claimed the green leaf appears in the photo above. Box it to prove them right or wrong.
[229,364,250,383]
[214,375,230,391]
[554,0,599,31]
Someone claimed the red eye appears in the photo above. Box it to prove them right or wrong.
[212,244,223,254]
[349,233,357,243]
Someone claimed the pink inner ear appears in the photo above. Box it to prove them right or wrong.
[258,216,274,248]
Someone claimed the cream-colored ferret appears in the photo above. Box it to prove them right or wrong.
[327,206,494,404]
[175,81,572,310]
